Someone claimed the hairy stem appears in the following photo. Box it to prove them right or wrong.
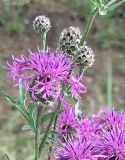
[35,103,43,160]
[38,102,61,157]
[80,10,97,46]
[48,114,59,160]
[107,52,112,109]
[41,32,46,50]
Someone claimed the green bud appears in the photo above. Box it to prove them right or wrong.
[76,44,95,69]
[58,26,81,58]
[33,15,51,34]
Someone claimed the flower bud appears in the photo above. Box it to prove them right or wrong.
[76,45,95,69]
[33,15,51,34]
[58,27,81,58]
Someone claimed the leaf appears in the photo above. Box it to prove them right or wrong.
[18,78,26,105]
[30,102,36,114]
[49,130,61,136]
[5,94,35,131]
[41,112,54,124]
[5,95,17,106]
[47,137,56,142]
[22,124,32,131]
[0,150,10,160]
[108,0,125,11]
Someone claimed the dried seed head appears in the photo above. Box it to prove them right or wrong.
[76,45,95,69]
[33,15,51,34]
[58,26,81,58]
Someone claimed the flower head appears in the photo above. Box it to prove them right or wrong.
[68,74,87,99]
[7,49,86,102]
[53,136,102,160]
[33,15,51,33]
[58,26,81,58]
[76,44,95,70]
[94,126,125,160]
[57,102,79,137]
[7,50,72,102]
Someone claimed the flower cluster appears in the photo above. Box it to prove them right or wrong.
[7,50,86,102]
[53,108,125,160]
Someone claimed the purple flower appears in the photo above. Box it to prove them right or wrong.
[68,74,87,99]
[7,49,86,101]
[79,117,95,139]
[94,126,125,160]
[91,108,125,133]
[57,102,79,136]
[53,136,103,160]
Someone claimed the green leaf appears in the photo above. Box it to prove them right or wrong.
[108,0,125,11]
[0,150,9,160]
[49,130,61,136]
[5,95,17,106]
[30,102,36,114]
[19,78,26,105]
[41,112,54,124]
[47,137,56,142]
[5,95,35,131]
[22,124,32,131]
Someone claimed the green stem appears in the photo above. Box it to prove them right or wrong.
[80,10,98,46]
[41,32,46,50]
[48,114,59,160]
[35,103,43,160]
[107,53,112,110]
[38,102,61,157]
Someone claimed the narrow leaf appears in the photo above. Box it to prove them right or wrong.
[19,78,26,105]
[108,0,125,10]
[49,130,61,135]
[5,95,17,106]
[22,124,32,131]
[41,112,54,123]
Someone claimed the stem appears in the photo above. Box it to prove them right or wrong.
[48,114,59,160]
[107,52,112,110]
[35,103,43,160]
[38,102,61,157]
[80,10,98,46]
[41,32,46,50]
[79,66,86,76]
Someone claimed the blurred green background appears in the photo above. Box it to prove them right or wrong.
[0,0,125,159]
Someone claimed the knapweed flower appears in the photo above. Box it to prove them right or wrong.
[68,74,87,99]
[58,26,81,59]
[57,102,79,137]
[7,50,86,102]
[79,117,95,139]
[91,108,125,133]
[94,126,125,160]
[33,15,51,33]
[53,136,102,160]
[103,108,125,130]
[76,44,95,70]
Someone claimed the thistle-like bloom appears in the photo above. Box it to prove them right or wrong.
[68,74,87,99]
[76,44,95,70]
[58,26,81,58]
[91,108,125,133]
[33,15,51,33]
[53,137,102,160]
[79,117,95,139]
[94,126,125,160]
[7,50,86,102]
[57,102,79,136]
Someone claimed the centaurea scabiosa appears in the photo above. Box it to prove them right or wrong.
[91,108,125,133]
[7,50,86,103]
[94,126,125,160]
[52,136,103,160]
[57,101,79,137]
